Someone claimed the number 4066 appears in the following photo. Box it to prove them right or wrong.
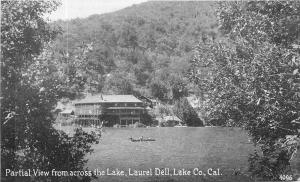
[279,174,293,181]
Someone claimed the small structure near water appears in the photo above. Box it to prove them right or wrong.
[58,109,74,118]
[158,115,183,127]
[56,109,75,126]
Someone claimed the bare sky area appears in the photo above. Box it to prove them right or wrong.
[47,0,148,21]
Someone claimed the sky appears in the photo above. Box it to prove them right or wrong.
[48,0,148,21]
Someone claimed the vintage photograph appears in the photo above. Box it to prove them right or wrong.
[1,0,300,182]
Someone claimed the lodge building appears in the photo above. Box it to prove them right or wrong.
[74,94,145,127]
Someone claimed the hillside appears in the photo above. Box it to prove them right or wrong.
[52,1,219,101]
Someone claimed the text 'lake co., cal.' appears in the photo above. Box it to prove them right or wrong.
[94,168,222,176]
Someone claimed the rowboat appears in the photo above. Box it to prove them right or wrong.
[129,137,155,142]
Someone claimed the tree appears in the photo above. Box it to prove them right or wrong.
[168,74,189,100]
[102,71,135,94]
[118,23,138,50]
[153,104,173,118]
[173,98,203,126]
[1,1,99,181]
[150,79,168,101]
[189,1,300,180]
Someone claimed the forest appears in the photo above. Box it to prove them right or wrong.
[51,1,218,101]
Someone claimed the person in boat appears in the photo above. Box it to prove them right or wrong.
[129,136,155,142]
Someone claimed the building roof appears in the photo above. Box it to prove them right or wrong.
[55,101,75,111]
[75,94,143,104]
[163,115,182,122]
[102,95,142,103]
[60,109,74,114]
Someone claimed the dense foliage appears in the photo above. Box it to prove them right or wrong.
[51,1,218,101]
[189,1,300,180]
[1,1,99,181]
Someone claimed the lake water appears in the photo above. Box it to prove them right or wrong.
[73,127,255,182]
